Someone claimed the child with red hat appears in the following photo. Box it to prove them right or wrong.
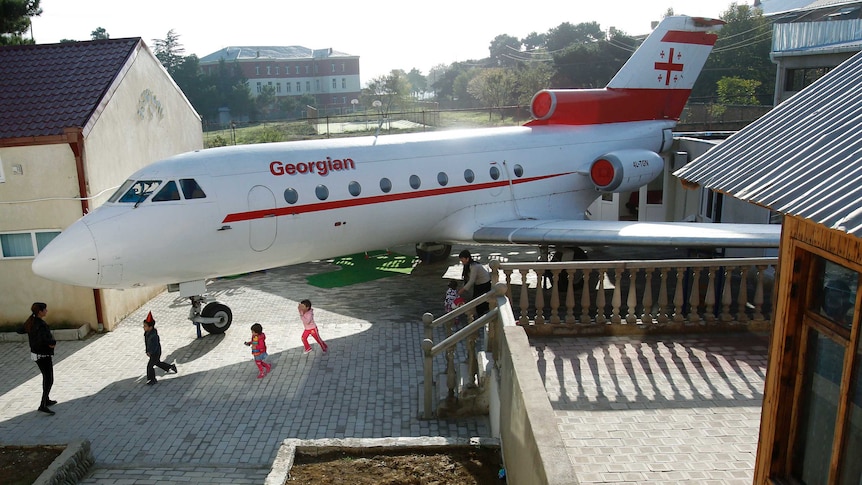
[143,311,177,385]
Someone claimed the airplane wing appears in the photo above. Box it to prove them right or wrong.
[472,219,781,248]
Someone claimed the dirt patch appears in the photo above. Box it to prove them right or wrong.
[0,444,65,485]
[289,447,505,484]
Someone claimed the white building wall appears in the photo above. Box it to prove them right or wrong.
[0,144,97,327]
[0,43,204,331]
[82,45,204,330]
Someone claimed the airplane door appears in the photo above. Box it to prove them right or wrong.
[501,160,523,217]
[248,185,277,252]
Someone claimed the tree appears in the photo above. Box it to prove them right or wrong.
[364,69,412,112]
[551,28,636,88]
[152,29,185,76]
[692,2,774,104]
[545,21,605,52]
[427,63,449,97]
[0,0,41,45]
[717,76,761,105]
[522,32,546,51]
[406,68,427,98]
[255,85,278,120]
[514,62,553,105]
[489,34,522,67]
[90,27,109,40]
[467,68,517,118]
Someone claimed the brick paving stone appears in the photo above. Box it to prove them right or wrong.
[531,333,767,484]
[0,244,493,484]
[2,243,769,483]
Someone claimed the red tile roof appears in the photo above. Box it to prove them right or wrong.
[0,38,141,140]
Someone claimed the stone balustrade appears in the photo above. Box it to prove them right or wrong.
[489,256,778,336]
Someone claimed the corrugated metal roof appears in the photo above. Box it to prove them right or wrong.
[0,38,140,140]
[198,46,354,64]
[674,49,862,236]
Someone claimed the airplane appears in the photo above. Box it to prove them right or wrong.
[32,16,781,335]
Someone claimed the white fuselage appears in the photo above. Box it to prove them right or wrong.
[33,121,670,289]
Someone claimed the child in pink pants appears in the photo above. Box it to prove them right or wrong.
[299,299,328,354]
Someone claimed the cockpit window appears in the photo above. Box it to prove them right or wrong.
[180,179,206,199]
[108,180,135,203]
[116,180,162,204]
[152,181,180,202]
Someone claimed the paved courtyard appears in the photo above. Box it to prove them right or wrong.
[0,244,768,483]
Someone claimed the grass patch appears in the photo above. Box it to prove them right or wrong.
[306,250,418,289]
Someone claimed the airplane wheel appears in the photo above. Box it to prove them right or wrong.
[201,302,232,334]
[416,243,452,262]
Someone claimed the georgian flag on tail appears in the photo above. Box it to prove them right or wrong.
[527,16,723,126]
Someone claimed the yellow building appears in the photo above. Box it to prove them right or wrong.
[0,38,202,331]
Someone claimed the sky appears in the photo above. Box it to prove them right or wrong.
[30,0,735,84]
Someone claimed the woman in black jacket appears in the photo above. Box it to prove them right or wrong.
[24,302,57,415]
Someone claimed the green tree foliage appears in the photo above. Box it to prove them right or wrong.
[551,27,636,88]
[467,68,516,116]
[406,68,427,98]
[692,3,774,104]
[90,27,108,40]
[363,69,412,112]
[0,0,40,45]
[522,31,546,51]
[152,29,185,76]
[489,34,522,67]
[514,62,553,105]
[255,85,277,119]
[150,30,256,124]
[716,76,761,105]
[545,21,605,52]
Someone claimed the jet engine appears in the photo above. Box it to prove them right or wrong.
[589,149,664,192]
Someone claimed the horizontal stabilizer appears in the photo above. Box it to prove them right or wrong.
[473,219,780,248]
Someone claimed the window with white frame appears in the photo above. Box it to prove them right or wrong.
[0,231,61,259]
[0,155,5,182]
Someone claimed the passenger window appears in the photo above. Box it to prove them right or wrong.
[409,175,421,189]
[513,164,524,177]
[315,185,329,200]
[180,179,206,199]
[437,172,448,186]
[490,166,500,180]
[348,181,361,196]
[118,180,161,203]
[284,188,298,204]
[380,178,392,193]
[152,181,180,202]
[464,170,475,183]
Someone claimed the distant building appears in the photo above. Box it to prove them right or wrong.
[766,0,862,103]
[199,46,361,114]
[0,39,203,331]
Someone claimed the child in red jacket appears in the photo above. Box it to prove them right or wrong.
[244,323,272,378]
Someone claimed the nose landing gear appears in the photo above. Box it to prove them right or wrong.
[189,295,233,338]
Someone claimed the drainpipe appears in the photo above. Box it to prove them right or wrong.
[64,128,105,330]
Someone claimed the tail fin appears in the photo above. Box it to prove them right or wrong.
[527,16,723,126]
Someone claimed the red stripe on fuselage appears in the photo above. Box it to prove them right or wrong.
[661,30,718,46]
[221,172,569,223]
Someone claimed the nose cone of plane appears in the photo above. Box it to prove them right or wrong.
[32,221,99,287]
